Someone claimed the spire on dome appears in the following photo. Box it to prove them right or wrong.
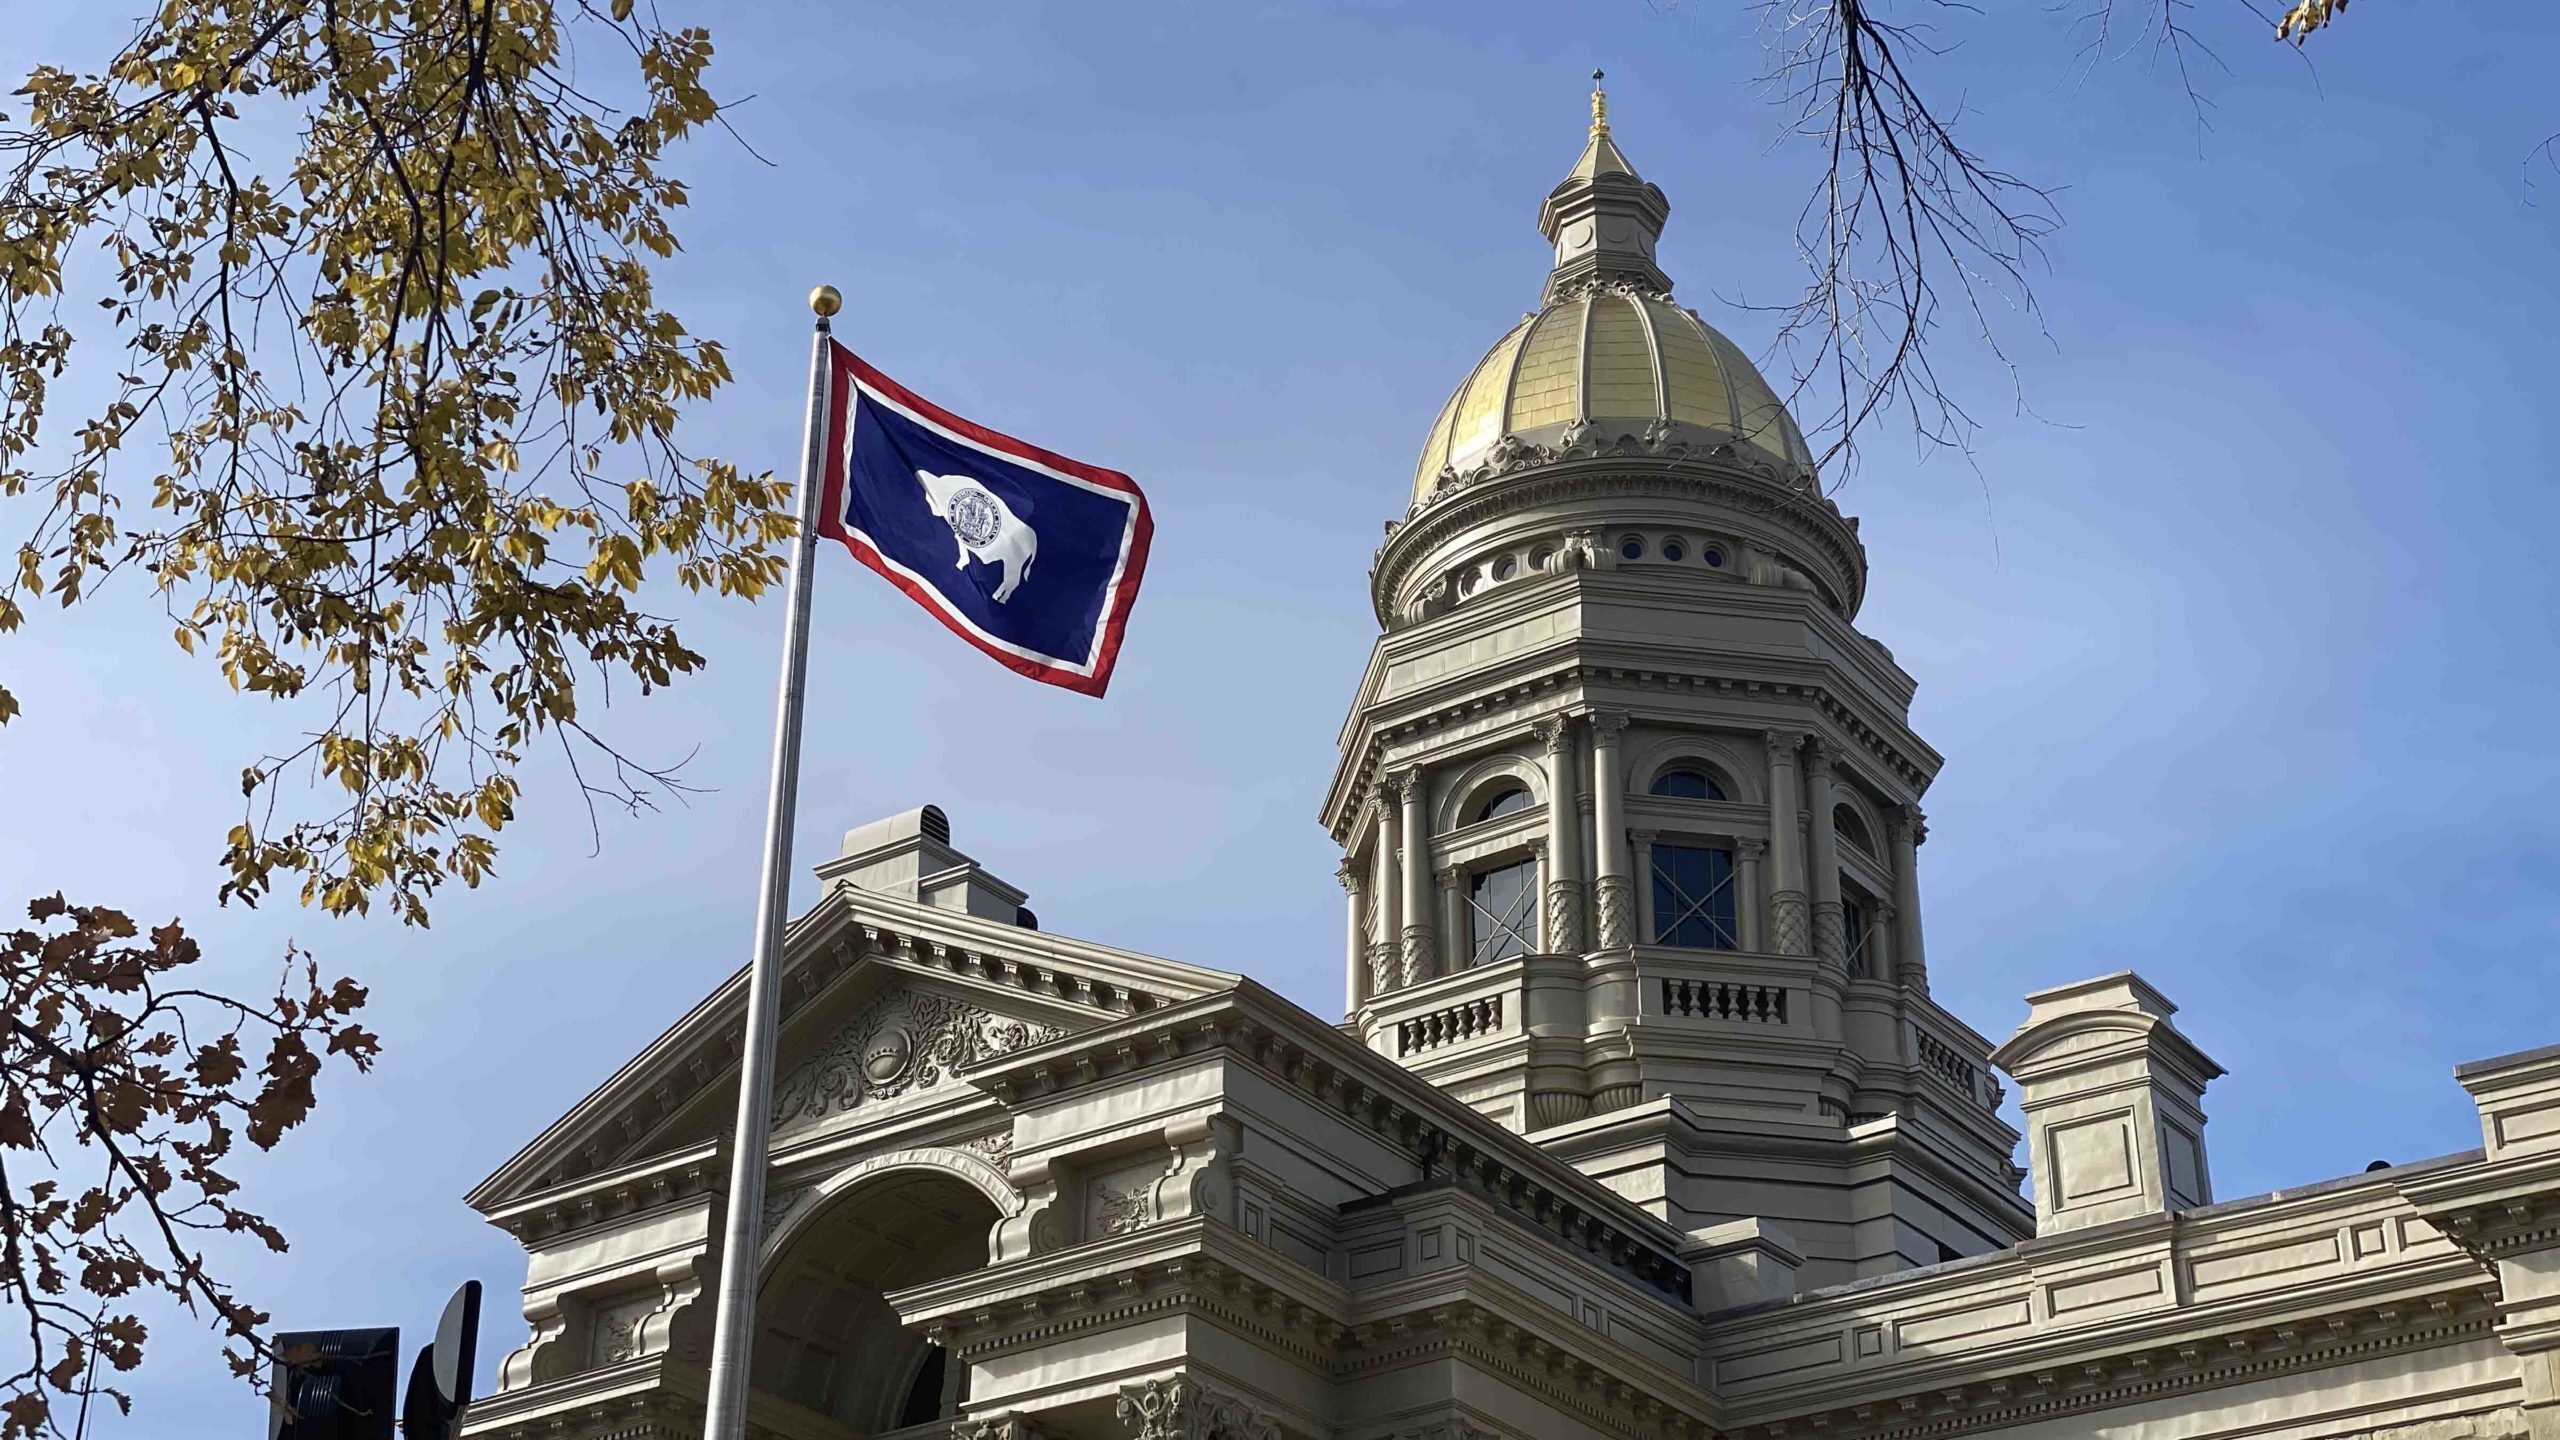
[1538,70,1671,301]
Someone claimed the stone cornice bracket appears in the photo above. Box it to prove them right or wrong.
[1115,1375,1281,1440]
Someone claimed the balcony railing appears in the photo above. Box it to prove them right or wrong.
[1398,993,1505,1057]
[1915,1027,2003,1110]
[1659,976,1787,1025]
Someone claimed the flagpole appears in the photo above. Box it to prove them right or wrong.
[700,284,840,1440]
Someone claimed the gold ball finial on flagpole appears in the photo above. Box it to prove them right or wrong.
[1589,69,1610,138]
[809,284,842,319]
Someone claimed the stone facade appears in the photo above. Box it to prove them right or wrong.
[459,87,2560,1440]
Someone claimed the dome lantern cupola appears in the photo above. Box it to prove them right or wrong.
[1537,73,1673,301]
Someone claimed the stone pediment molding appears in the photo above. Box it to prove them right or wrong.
[466,887,1239,1214]
[962,983,1693,1301]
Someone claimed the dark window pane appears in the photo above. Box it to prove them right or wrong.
[1649,769,1727,801]
[1469,859,1541,965]
[1650,845,1737,949]
[1842,898,1868,977]
[1473,787,1532,823]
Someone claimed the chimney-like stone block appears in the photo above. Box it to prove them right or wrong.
[2457,1042,2560,1161]
[1989,972,2224,1236]
[1681,1218,1803,1312]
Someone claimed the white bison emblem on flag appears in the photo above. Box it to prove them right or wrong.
[914,469,1037,603]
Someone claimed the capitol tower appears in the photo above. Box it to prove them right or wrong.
[459,81,2560,1440]
[1326,81,2028,1285]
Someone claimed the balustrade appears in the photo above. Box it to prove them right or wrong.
[1396,994,1506,1057]
[1659,977,1788,1025]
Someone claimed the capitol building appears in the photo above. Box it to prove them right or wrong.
[458,90,2560,1440]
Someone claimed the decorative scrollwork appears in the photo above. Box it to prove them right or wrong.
[772,990,1062,1129]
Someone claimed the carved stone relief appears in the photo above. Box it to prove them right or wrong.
[589,1292,656,1369]
[1115,1376,1280,1440]
[759,1183,812,1244]
[772,989,1062,1130]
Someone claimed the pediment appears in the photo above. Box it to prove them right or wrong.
[467,883,1239,1213]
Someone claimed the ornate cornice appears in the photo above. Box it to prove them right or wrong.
[923,1247,1346,1374]
[1339,1297,1717,1440]
[1330,671,1934,845]
[965,991,1692,1301]
[1723,1289,2503,1440]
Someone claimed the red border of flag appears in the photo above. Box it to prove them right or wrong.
[815,341,1153,697]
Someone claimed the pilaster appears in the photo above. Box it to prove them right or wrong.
[1735,836,1768,952]
[1763,730,1810,956]
[1371,798,1402,996]
[1537,714,1587,953]
[1805,738,1846,964]
[1888,804,1930,992]
[1590,712,1634,948]
[1397,770,1438,988]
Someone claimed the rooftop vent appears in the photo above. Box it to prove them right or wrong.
[919,804,951,845]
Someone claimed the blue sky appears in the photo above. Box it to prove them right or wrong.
[4,0,2560,1429]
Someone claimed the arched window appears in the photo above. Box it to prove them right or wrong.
[1471,786,1533,823]
[1650,768,1728,802]
[1833,803,1876,856]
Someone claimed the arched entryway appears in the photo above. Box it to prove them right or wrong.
[753,1167,1002,1435]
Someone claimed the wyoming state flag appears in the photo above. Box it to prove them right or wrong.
[817,343,1153,696]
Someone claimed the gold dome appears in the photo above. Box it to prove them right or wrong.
[1410,291,1814,506]
[1411,81,1815,507]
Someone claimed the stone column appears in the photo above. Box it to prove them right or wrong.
[1805,739,1846,964]
[1339,858,1368,1013]
[1437,864,1467,972]
[1524,837,1552,952]
[1369,799,1401,996]
[1537,715,1586,953]
[1866,899,1895,983]
[1736,837,1767,952]
[1888,805,1930,993]
[1629,829,1659,945]
[1763,730,1810,955]
[1397,770,1437,987]
[1590,712,1634,947]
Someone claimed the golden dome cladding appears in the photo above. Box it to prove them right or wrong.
[1411,290,1815,507]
